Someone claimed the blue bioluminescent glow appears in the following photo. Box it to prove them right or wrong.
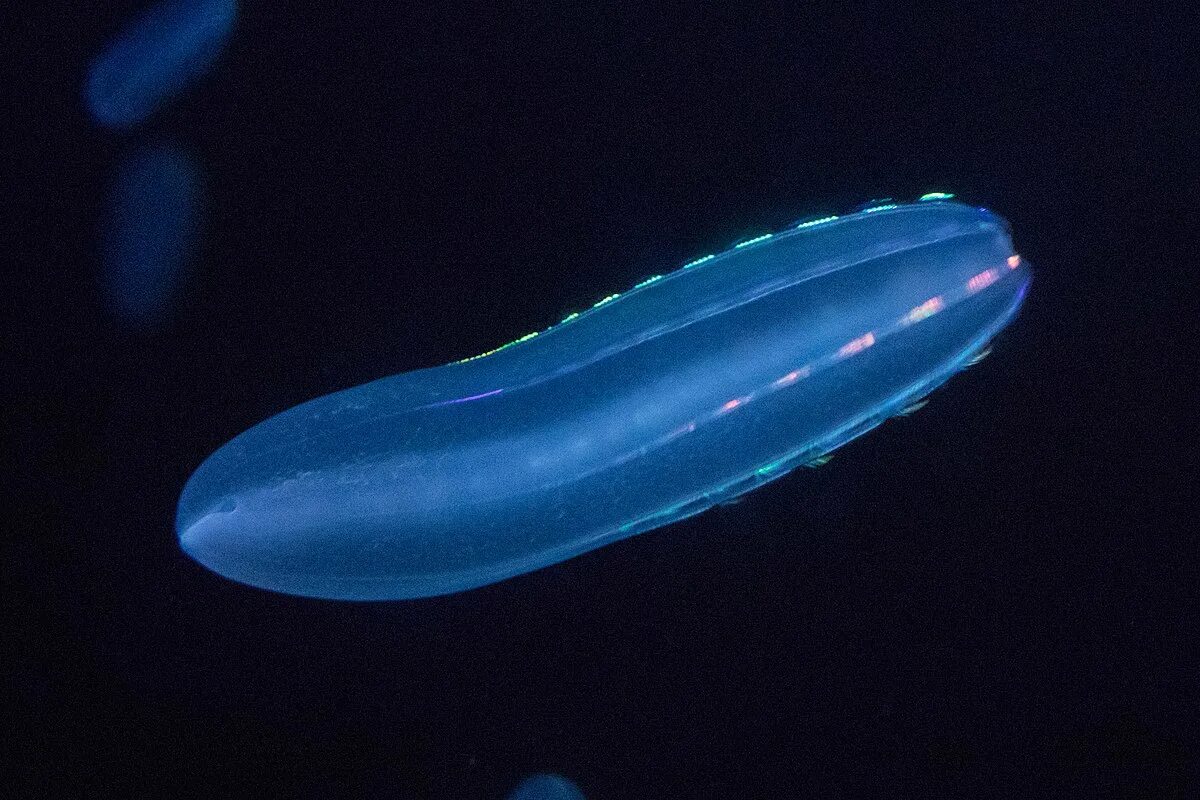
[85,0,238,129]
[103,143,204,326]
[177,197,1031,600]
[507,774,586,800]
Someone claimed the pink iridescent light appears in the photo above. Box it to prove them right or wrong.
[774,366,811,388]
[903,296,945,325]
[967,269,999,293]
[837,332,876,358]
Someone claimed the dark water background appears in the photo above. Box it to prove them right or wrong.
[7,2,1194,796]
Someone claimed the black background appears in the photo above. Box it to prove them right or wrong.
[7,1,1195,797]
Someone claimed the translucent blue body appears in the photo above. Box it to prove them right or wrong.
[85,0,237,129]
[507,774,586,800]
[178,200,1031,600]
[104,144,203,325]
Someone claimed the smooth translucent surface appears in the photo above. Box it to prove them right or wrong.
[178,200,1031,600]
[85,0,237,129]
[103,143,203,326]
[507,774,586,800]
